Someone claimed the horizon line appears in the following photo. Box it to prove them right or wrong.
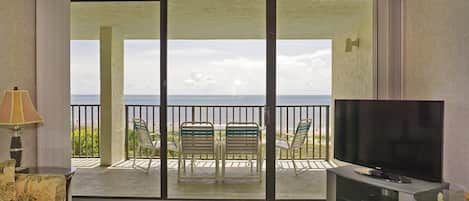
[71,94,332,96]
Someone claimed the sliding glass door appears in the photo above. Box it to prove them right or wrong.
[70,0,377,200]
[275,0,375,199]
[167,0,266,199]
[70,1,161,198]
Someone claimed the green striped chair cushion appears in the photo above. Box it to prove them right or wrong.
[180,129,214,136]
[226,129,258,135]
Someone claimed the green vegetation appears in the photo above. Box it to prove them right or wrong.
[71,128,100,157]
[71,128,329,160]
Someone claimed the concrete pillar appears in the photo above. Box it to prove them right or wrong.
[99,26,125,166]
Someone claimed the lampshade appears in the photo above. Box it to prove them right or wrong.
[0,88,43,127]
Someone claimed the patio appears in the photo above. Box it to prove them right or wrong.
[71,103,332,199]
[72,158,334,199]
[66,0,378,199]
[68,1,371,199]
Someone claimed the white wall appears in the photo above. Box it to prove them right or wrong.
[403,0,469,190]
[0,0,71,169]
[0,0,37,167]
[332,0,375,100]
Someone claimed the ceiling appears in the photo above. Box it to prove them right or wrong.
[71,0,373,40]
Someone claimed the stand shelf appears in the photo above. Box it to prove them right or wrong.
[327,165,449,201]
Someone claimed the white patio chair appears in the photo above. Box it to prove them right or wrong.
[178,122,218,182]
[132,119,177,172]
[276,119,312,175]
[222,122,262,182]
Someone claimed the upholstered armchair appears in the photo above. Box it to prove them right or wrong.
[0,160,67,201]
[14,174,66,201]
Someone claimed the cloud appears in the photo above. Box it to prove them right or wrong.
[70,40,100,94]
[277,49,332,95]
[278,49,331,69]
[183,71,217,88]
[143,49,160,56]
[169,48,219,57]
[72,40,332,96]
[210,57,264,69]
[71,70,100,94]
[233,79,242,86]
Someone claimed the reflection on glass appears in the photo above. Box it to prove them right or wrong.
[168,0,266,199]
[276,0,375,199]
[70,2,161,198]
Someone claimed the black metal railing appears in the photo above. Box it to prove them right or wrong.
[71,105,101,158]
[70,104,330,160]
[125,104,330,160]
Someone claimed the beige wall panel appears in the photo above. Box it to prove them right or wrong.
[36,0,71,168]
[403,0,469,189]
[0,0,37,167]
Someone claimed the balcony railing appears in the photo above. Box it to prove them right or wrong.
[71,104,330,160]
[71,104,101,158]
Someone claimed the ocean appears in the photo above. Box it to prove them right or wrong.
[71,95,331,130]
[71,95,331,105]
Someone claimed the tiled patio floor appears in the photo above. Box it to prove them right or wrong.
[72,158,334,199]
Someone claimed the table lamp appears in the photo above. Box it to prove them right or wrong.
[0,87,43,172]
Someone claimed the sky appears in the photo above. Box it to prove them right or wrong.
[70,39,331,95]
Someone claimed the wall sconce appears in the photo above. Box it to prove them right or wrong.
[345,38,360,52]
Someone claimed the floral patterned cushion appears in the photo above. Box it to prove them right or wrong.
[15,174,66,201]
[0,160,16,201]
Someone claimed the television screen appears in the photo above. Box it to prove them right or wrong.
[334,100,444,182]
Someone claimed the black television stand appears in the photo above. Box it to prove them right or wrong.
[354,167,412,184]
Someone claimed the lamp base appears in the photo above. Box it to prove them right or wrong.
[10,127,25,171]
[15,167,29,174]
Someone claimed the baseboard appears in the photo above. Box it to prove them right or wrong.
[73,196,158,201]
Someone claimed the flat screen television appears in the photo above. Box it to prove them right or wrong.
[334,100,444,182]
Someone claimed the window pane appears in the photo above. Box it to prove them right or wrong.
[168,0,266,199]
[70,2,161,198]
[276,0,375,199]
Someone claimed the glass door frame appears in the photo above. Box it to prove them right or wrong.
[159,0,278,200]
[265,0,277,200]
[159,0,390,200]
[69,0,384,200]
[158,0,377,200]
[160,0,168,199]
